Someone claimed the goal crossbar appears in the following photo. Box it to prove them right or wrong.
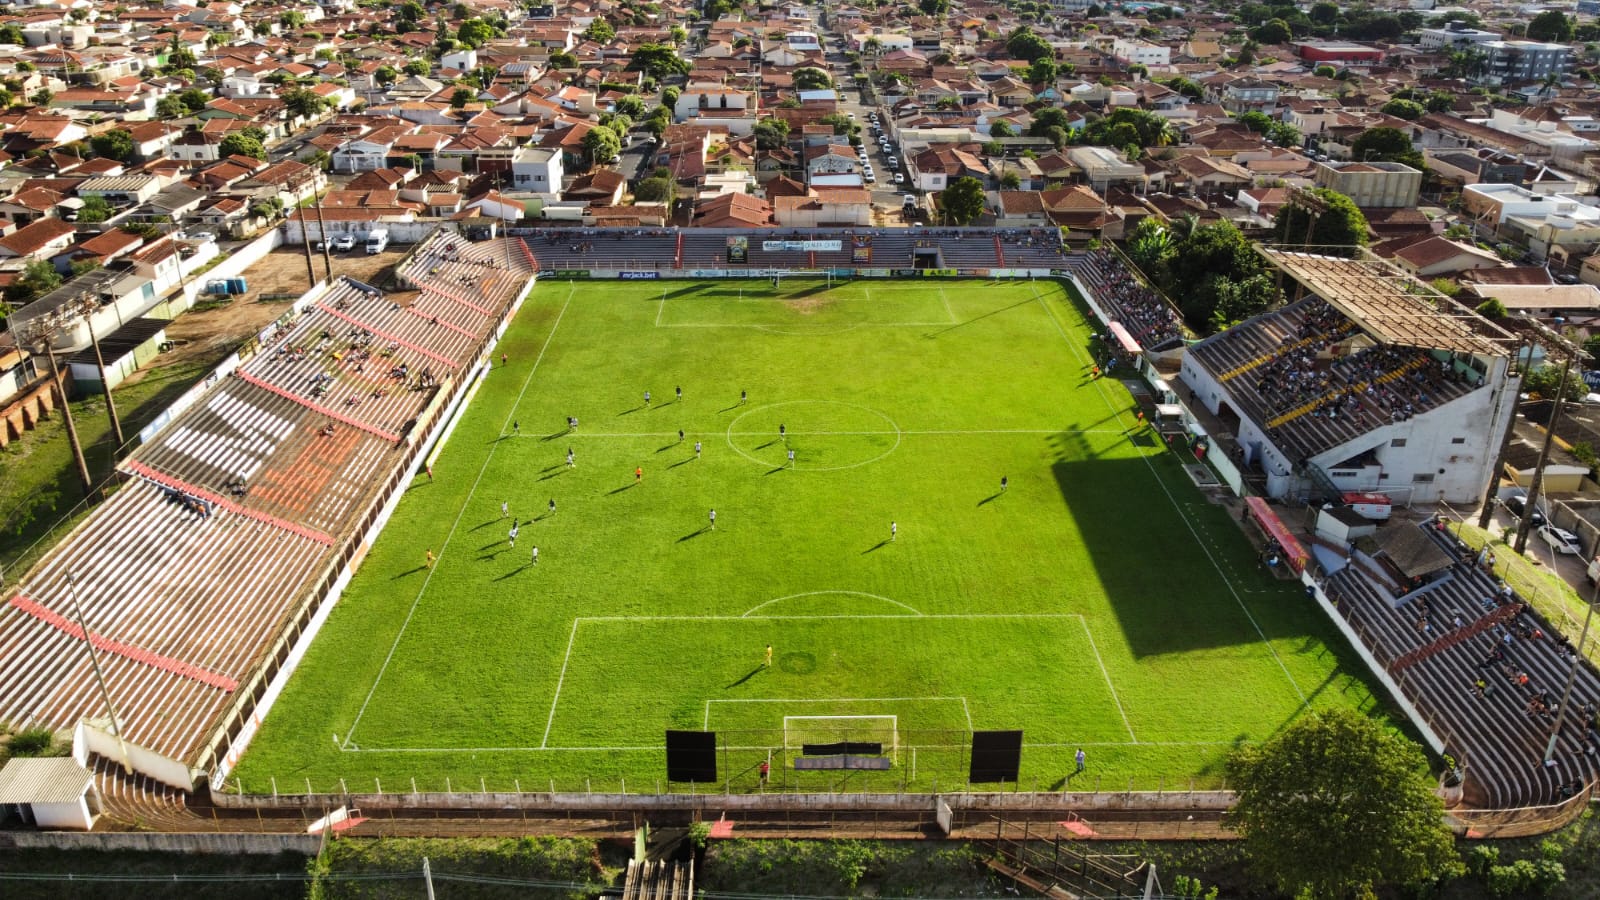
[783,715,898,763]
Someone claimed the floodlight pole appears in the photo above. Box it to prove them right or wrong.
[1545,573,1600,762]
[66,572,131,774]
[82,299,124,450]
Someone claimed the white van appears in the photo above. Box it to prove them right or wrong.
[365,228,390,254]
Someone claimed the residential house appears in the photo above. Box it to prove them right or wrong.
[694,191,773,227]
[1314,161,1423,208]
[0,217,76,261]
[562,169,626,206]
[773,190,871,227]
[510,146,563,193]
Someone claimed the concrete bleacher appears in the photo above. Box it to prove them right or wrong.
[0,231,537,784]
[1065,250,1184,351]
[520,227,1067,274]
[1187,297,1481,461]
[1324,521,1600,808]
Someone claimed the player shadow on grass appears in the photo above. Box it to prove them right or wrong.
[656,442,678,453]
[977,492,1003,506]
[726,665,765,688]
[469,518,499,532]
[678,527,708,542]
[862,539,891,554]
[765,465,787,475]
[493,565,530,581]
[668,457,696,469]
[608,483,637,495]
[393,565,428,578]
[619,405,646,416]
[539,431,567,442]
[539,470,566,481]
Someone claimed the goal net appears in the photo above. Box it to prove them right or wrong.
[783,715,898,763]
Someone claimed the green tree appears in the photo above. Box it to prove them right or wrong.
[219,132,266,160]
[819,112,858,138]
[614,95,646,119]
[89,128,135,162]
[940,175,986,225]
[752,118,790,150]
[1025,57,1058,85]
[793,66,832,90]
[1350,126,1424,171]
[8,258,62,304]
[1381,98,1425,120]
[1309,2,1339,25]
[630,44,689,79]
[1522,363,1587,402]
[374,65,399,87]
[1227,709,1460,900]
[1268,122,1301,146]
[155,95,188,119]
[1006,26,1053,63]
[29,88,52,107]
[279,10,305,29]
[1252,18,1291,44]
[583,17,615,42]
[404,58,432,75]
[999,170,1021,189]
[1209,273,1280,332]
[918,0,948,15]
[633,175,674,202]
[457,17,495,48]
[0,24,24,45]
[449,87,475,107]
[1528,9,1574,42]
[1236,110,1274,133]
[281,87,329,119]
[1314,64,1337,78]
[582,125,620,165]
[989,120,1015,138]
[1272,188,1368,253]
[76,195,112,224]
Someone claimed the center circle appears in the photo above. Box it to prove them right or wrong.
[725,401,901,472]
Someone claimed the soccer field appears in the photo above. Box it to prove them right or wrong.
[233,277,1385,794]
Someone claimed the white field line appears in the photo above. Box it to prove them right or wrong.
[655,286,666,327]
[509,429,1125,438]
[572,613,1087,622]
[740,590,923,617]
[339,739,1247,754]
[1031,286,1309,706]
[702,696,970,730]
[657,322,956,329]
[539,618,581,749]
[1079,617,1135,742]
[938,286,956,323]
[342,286,575,749]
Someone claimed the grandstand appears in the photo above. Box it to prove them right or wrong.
[1321,519,1600,809]
[0,230,537,791]
[1180,250,1518,506]
[1064,249,1185,352]
[523,226,1068,272]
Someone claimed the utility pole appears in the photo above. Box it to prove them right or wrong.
[31,327,94,494]
[1477,341,1536,530]
[422,857,436,900]
[65,573,131,774]
[1546,575,1600,762]
[1514,349,1573,554]
[80,298,123,450]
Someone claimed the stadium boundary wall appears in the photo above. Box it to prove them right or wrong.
[206,273,538,790]
[0,830,319,854]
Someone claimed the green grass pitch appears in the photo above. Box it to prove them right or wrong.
[232,277,1388,794]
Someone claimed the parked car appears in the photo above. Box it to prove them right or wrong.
[331,234,356,252]
[894,172,905,184]
[1538,524,1583,555]
[1505,493,1547,526]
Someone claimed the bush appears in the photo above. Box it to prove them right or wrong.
[7,726,56,756]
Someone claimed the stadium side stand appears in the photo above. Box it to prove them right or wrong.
[1064,250,1183,351]
[1323,520,1600,808]
[0,230,537,788]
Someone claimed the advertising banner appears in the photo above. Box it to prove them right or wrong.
[852,235,872,263]
[619,271,660,280]
[761,240,843,252]
[727,236,748,264]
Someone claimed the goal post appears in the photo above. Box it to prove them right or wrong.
[783,715,898,763]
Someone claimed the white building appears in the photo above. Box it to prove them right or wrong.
[510,145,563,193]
[1418,21,1499,49]
[1111,38,1171,67]
[1176,252,1516,506]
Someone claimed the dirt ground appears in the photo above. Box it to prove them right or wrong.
[126,246,412,386]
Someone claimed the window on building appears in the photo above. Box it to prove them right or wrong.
[1413,473,1435,483]
[1391,438,1407,447]
[1451,437,1466,444]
